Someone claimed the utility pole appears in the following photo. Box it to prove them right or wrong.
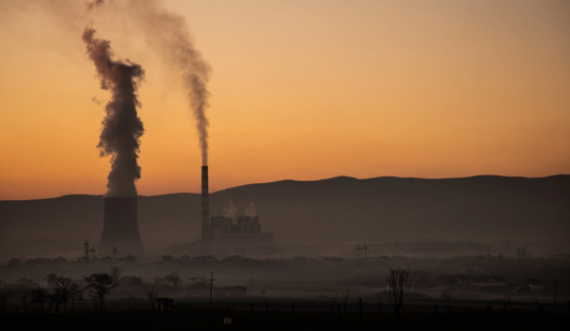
[208,272,216,304]
[112,246,117,265]
[553,281,557,305]
[84,240,90,266]
[355,244,369,267]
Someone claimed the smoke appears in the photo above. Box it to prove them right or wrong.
[89,0,212,166]
[244,203,257,218]
[223,201,238,221]
[86,0,106,12]
[82,27,145,197]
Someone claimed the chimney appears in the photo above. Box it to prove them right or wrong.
[100,197,145,258]
[201,166,210,238]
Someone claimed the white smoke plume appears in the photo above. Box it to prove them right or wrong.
[223,201,238,221]
[244,203,257,218]
[82,27,145,197]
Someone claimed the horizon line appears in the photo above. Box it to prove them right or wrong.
[1,173,568,202]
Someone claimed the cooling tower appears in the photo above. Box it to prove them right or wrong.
[100,197,145,258]
[201,166,210,239]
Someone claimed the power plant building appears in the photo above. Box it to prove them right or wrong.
[180,166,274,257]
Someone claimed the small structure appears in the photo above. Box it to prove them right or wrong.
[119,276,143,286]
[522,279,544,291]
[155,298,174,311]
[161,255,174,263]
[409,270,430,288]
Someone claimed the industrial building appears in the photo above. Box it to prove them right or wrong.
[177,166,274,257]
[200,166,273,244]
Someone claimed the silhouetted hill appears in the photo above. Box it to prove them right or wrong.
[1,175,569,258]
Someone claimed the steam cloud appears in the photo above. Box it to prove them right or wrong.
[244,203,257,217]
[82,27,145,197]
[89,0,212,166]
[223,201,238,220]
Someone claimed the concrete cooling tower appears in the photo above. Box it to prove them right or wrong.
[99,197,145,258]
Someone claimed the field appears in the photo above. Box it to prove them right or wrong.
[2,297,569,330]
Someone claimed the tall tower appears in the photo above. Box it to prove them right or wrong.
[100,197,145,258]
[201,166,211,239]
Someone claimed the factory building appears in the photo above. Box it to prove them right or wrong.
[203,215,273,244]
[178,166,274,257]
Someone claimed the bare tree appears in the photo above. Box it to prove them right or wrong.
[147,288,158,311]
[0,290,11,314]
[68,283,83,313]
[30,287,49,314]
[168,272,181,290]
[341,290,349,318]
[20,292,28,313]
[441,289,453,313]
[501,296,511,314]
[84,273,119,312]
[54,277,72,313]
[110,267,122,281]
[387,268,410,324]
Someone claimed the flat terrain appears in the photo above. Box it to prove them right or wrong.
[1,297,569,330]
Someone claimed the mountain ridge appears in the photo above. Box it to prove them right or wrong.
[1,175,568,258]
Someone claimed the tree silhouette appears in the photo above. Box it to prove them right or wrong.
[110,267,122,281]
[30,287,49,314]
[147,288,158,311]
[84,273,119,312]
[167,272,182,290]
[68,283,83,313]
[54,277,72,313]
[387,268,410,324]
[0,289,11,314]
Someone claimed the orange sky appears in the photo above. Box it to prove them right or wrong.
[0,0,569,200]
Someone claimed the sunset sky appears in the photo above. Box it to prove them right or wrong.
[0,0,569,200]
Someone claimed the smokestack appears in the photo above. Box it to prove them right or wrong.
[201,166,210,238]
[100,197,144,258]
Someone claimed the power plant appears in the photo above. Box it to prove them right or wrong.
[97,166,274,260]
[99,197,145,258]
[180,166,274,257]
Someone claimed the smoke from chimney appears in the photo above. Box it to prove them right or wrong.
[82,27,145,197]
[88,0,211,166]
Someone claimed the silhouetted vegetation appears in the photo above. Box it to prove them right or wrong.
[387,268,410,324]
[83,273,119,312]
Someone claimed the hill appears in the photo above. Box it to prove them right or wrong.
[1,175,569,259]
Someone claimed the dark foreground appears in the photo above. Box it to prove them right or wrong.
[1,299,569,331]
